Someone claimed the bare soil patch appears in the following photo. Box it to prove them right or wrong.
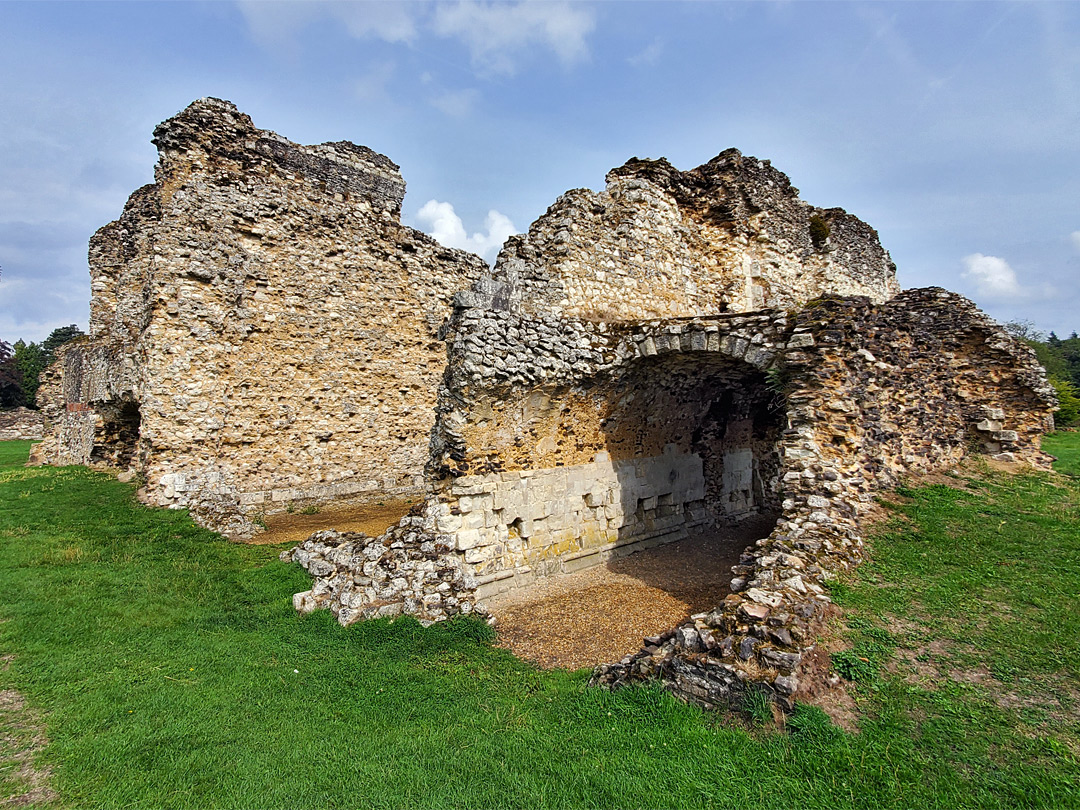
[245,499,414,546]
[492,513,776,670]
[0,687,54,806]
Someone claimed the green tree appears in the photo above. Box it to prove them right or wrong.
[12,340,46,408]
[0,340,22,408]
[1004,321,1080,426]
[41,324,84,365]
[1050,375,1080,427]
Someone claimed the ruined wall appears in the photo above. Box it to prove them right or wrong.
[0,408,44,441]
[424,306,790,601]
[36,99,486,535]
[485,149,898,321]
[288,288,1056,709]
[594,288,1056,709]
[32,339,139,467]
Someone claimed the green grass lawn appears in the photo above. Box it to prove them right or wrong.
[1045,431,1080,477]
[1,437,1078,808]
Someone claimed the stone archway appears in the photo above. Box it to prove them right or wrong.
[490,349,785,666]
[598,351,784,547]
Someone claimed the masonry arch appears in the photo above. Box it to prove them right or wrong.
[483,346,787,662]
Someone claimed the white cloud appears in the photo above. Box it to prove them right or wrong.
[237,1,417,48]
[237,1,594,77]
[432,1,596,75]
[430,88,480,118]
[416,200,516,262]
[961,253,1024,299]
[1071,231,1080,252]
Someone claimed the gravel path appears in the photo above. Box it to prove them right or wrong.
[492,513,778,670]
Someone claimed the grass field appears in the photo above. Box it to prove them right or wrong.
[1045,431,1080,477]
[1,437,1078,808]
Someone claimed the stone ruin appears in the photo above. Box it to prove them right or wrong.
[32,98,486,536]
[37,99,1058,710]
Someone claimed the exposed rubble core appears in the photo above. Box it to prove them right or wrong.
[38,99,1056,710]
[33,98,486,536]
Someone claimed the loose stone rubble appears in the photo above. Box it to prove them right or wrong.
[40,99,1058,710]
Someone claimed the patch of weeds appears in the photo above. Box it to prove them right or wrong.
[833,631,895,685]
[300,505,319,515]
[832,650,878,683]
[742,687,773,727]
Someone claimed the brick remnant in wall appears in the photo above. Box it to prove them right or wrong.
[33,98,486,536]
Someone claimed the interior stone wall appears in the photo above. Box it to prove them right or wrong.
[438,447,709,601]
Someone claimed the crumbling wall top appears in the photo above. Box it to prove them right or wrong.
[151,98,406,215]
[481,147,898,322]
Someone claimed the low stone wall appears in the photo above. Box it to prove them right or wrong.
[284,517,482,626]
[0,408,44,441]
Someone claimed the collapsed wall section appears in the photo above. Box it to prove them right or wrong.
[287,288,1055,709]
[485,148,899,321]
[285,142,1054,710]
[35,98,487,536]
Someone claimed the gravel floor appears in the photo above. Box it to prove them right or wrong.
[492,513,778,670]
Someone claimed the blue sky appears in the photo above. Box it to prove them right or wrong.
[1,1,1078,344]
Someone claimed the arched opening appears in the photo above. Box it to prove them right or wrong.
[493,350,785,668]
[600,352,783,545]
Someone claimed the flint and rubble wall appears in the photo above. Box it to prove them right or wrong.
[36,99,486,536]
[489,149,899,322]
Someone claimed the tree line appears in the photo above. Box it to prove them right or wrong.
[1005,322,1080,427]
[0,325,85,409]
